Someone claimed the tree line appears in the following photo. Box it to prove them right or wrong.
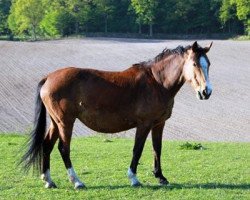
[0,0,249,40]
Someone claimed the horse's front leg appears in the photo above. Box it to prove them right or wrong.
[151,122,169,185]
[128,125,151,186]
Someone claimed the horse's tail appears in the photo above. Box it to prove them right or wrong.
[20,78,47,173]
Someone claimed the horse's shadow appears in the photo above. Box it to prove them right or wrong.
[87,183,250,190]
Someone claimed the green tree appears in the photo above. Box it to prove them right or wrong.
[40,10,61,36]
[0,0,12,35]
[65,0,92,34]
[93,0,114,33]
[8,0,46,40]
[161,0,219,34]
[131,0,158,36]
[220,0,237,32]
[232,0,250,34]
[39,0,77,36]
[39,0,61,36]
[3,0,249,39]
[220,0,247,34]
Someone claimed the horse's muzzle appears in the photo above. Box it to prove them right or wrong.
[198,87,212,100]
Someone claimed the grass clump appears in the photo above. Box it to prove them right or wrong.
[179,142,205,150]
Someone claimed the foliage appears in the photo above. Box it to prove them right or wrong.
[219,0,249,34]
[232,0,250,34]
[0,0,11,35]
[160,0,223,34]
[131,0,158,35]
[0,134,250,199]
[131,0,158,25]
[2,0,249,39]
[8,0,46,40]
[94,0,115,33]
[40,10,61,37]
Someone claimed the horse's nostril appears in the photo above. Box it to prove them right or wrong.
[202,89,207,96]
[202,87,212,99]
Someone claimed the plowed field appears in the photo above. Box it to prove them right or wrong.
[0,38,249,142]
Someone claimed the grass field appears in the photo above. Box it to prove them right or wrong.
[0,134,249,200]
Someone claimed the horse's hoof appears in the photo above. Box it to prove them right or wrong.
[74,182,86,190]
[131,181,142,187]
[159,179,169,186]
[45,182,57,189]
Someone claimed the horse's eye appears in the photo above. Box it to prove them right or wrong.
[193,63,197,67]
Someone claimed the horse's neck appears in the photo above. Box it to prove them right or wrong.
[151,54,185,96]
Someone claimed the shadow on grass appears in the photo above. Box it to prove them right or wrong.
[168,183,250,190]
[86,183,250,190]
[3,183,248,191]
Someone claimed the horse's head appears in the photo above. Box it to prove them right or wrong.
[183,41,213,100]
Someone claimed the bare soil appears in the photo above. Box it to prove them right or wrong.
[0,38,249,142]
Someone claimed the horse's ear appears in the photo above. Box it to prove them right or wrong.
[192,41,198,52]
[204,42,213,53]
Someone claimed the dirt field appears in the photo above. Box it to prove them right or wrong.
[0,38,249,142]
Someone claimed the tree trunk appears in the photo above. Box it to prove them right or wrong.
[149,24,153,37]
[75,22,79,35]
[138,22,141,34]
[247,23,250,36]
[105,15,108,33]
[228,21,231,33]
[32,24,37,41]
[8,31,14,41]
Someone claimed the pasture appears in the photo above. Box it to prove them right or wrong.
[0,134,249,200]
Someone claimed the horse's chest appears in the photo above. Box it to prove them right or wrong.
[136,96,174,122]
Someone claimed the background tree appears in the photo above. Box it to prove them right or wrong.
[220,0,245,34]
[232,0,250,35]
[3,0,249,39]
[8,0,45,40]
[0,0,12,36]
[40,0,61,37]
[131,0,158,36]
[65,0,92,34]
[93,0,114,33]
[160,0,223,34]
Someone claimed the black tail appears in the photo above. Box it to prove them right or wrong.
[21,78,47,173]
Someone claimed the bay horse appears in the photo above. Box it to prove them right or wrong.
[21,41,213,189]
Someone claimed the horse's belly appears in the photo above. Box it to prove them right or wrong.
[77,111,136,133]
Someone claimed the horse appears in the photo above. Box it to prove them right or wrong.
[21,41,213,189]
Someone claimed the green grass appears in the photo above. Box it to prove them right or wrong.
[0,134,249,200]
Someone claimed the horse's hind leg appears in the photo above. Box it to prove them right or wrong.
[151,122,169,185]
[57,122,85,189]
[128,125,151,186]
[41,119,59,188]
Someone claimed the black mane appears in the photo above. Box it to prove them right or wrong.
[141,45,191,66]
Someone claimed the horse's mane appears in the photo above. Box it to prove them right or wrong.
[140,45,191,66]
